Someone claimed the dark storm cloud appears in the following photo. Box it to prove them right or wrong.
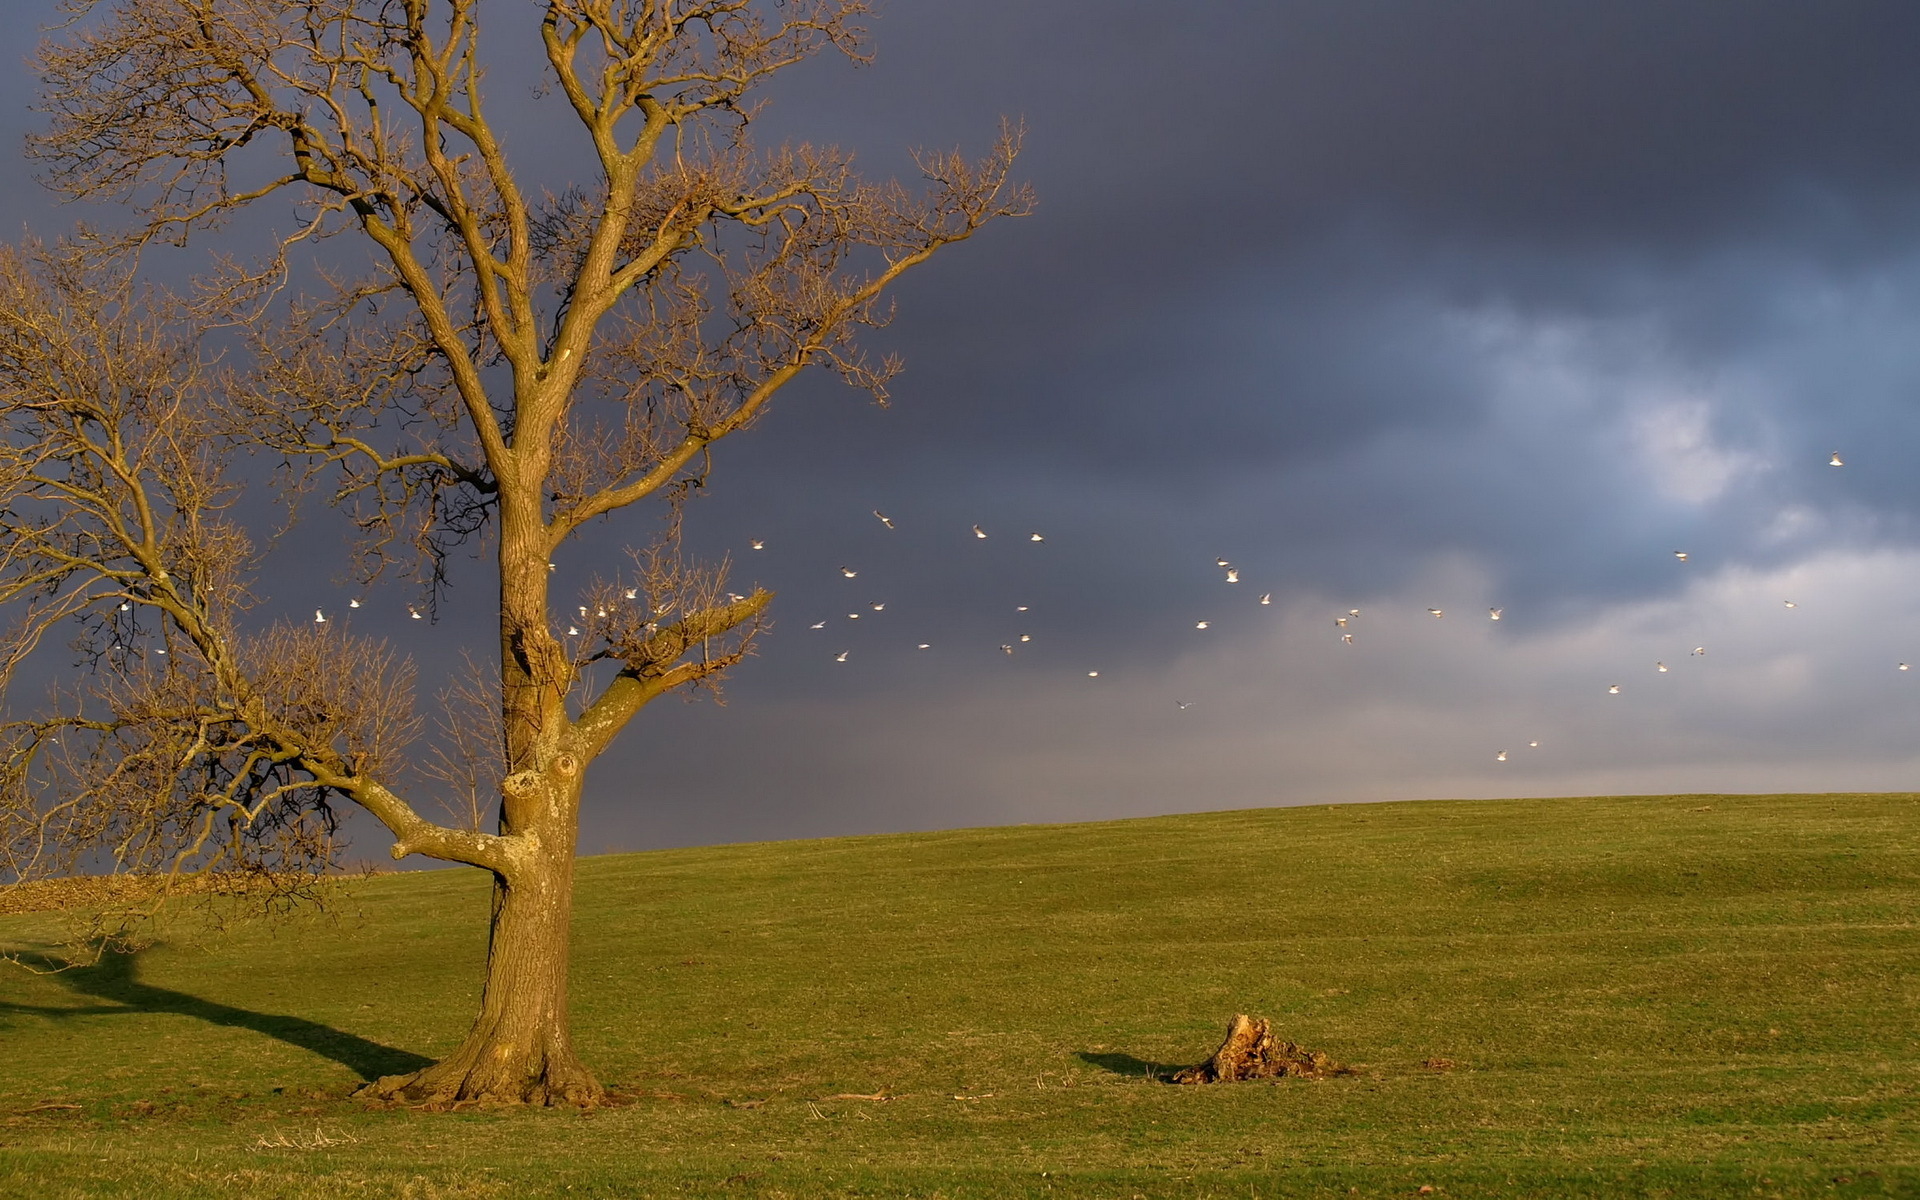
[691,2,1920,619]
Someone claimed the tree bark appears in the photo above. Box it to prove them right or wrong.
[1169,1014,1347,1084]
[355,492,607,1106]
[358,776,603,1106]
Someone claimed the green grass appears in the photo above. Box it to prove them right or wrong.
[2,792,1917,1198]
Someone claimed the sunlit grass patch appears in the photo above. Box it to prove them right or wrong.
[3,792,1917,1197]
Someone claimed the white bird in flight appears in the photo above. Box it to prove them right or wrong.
[1215,557,1230,568]
[1335,616,1348,627]
[408,606,423,620]
[349,598,361,608]
[1607,684,1621,694]
[1195,621,1210,630]
[1087,670,1099,678]
[1260,593,1271,605]
[1030,532,1044,542]
[750,539,765,550]
[1427,608,1444,618]
[1019,634,1032,643]
[835,651,849,663]
[1489,608,1503,620]
[314,609,326,624]
[870,601,886,612]
[1784,600,1798,609]
[1016,605,1029,612]
[810,621,826,630]
[625,588,638,600]
[567,625,579,636]
[847,613,861,620]
[918,643,930,650]
[1674,551,1688,562]
[1340,633,1354,645]
[1656,662,1668,672]
[1830,451,1845,467]
[1528,740,1539,748]
[841,567,858,578]
[874,511,894,529]
[1901,663,1911,671]
[973,525,988,539]
[1176,700,1191,710]
[1692,646,1706,655]
[1001,644,1014,655]
[1225,568,1240,583]
[1495,750,1507,762]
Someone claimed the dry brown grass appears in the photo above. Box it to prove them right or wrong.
[0,870,328,917]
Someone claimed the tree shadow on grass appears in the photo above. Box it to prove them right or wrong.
[1075,1050,1179,1082]
[1,943,432,1081]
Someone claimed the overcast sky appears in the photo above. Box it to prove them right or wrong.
[8,2,1920,854]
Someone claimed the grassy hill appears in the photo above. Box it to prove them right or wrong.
[2,792,1916,1198]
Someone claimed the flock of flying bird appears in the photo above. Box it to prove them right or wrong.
[791,512,1089,669]
[293,451,1873,770]
[678,448,1872,769]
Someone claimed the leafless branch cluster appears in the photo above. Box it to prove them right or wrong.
[421,650,503,832]
[0,245,419,916]
[232,275,493,597]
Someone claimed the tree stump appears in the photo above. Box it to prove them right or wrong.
[1169,1014,1347,1083]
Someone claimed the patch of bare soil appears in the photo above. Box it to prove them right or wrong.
[1170,1013,1352,1083]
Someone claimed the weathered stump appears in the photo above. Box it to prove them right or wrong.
[1169,1014,1347,1083]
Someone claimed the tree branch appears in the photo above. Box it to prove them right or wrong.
[571,588,771,761]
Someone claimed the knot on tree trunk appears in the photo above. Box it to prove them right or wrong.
[1169,1014,1349,1083]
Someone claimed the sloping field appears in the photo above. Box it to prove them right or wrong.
[2,792,1916,1198]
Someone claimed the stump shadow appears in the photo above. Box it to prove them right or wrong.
[1075,1050,1178,1081]
[2,944,432,1081]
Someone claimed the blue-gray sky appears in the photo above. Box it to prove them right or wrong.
[8,2,1920,854]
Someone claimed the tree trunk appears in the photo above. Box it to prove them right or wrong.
[356,498,606,1106]
[1169,1014,1348,1084]
[358,805,603,1106]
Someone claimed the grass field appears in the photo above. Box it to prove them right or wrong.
[2,792,1916,1198]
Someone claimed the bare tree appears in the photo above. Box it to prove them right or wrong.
[4,0,1029,1105]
